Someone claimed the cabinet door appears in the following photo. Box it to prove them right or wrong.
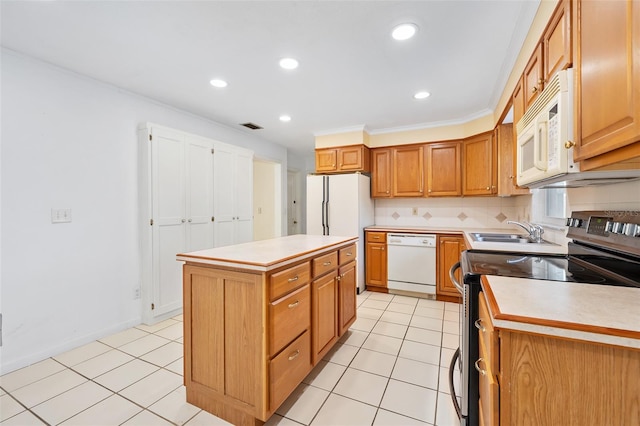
[213,145,236,247]
[234,150,254,244]
[371,149,392,198]
[426,141,461,197]
[573,0,640,163]
[186,137,214,251]
[496,124,529,196]
[463,133,496,196]
[311,272,338,364]
[338,146,363,171]
[315,149,338,173]
[151,128,186,317]
[393,145,424,197]
[543,0,571,82]
[437,236,464,300]
[524,43,544,108]
[512,76,525,127]
[365,242,387,288]
[338,261,357,336]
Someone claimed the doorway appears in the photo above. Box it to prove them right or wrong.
[253,159,282,241]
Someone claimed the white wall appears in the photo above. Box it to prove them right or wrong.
[0,49,291,373]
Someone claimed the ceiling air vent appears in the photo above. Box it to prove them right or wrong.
[240,122,263,130]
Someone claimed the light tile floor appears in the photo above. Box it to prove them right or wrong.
[0,291,461,426]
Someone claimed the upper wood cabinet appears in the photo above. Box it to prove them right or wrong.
[371,148,392,197]
[543,0,572,83]
[393,145,424,196]
[512,76,525,128]
[572,0,640,166]
[496,124,529,196]
[425,141,461,197]
[315,145,370,173]
[463,132,497,196]
[523,44,544,109]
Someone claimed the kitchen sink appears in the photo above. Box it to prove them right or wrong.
[469,232,552,244]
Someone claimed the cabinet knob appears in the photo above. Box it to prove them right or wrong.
[564,140,575,149]
[188,218,192,223]
[486,186,490,190]
[386,190,389,194]
[531,86,538,94]
[323,261,332,266]
[181,219,186,223]
[288,350,300,361]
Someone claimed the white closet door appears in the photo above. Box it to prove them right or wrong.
[186,137,214,251]
[213,144,236,247]
[151,129,186,317]
[234,150,254,244]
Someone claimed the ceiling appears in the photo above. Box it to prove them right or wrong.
[1,1,540,156]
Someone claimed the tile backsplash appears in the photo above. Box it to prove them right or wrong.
[374,195,532,229]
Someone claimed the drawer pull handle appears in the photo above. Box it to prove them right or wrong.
[474,319,485,332]
[475,358,486,376]
[346,252,352,256]
[288,350,300,361]
[323,261,332,266]
[288,301,300,309]
[288,275,299,283]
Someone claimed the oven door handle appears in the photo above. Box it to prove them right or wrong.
[449,262,463,294]
[449,347,463,420]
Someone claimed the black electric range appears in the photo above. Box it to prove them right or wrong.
[449,210,640,426]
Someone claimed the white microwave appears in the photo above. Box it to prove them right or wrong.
[516,69,577,186]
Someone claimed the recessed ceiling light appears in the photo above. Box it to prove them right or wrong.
[279,58,299,70]
[279,115,292,122]
[392,23,418,41]
[414,91,431,100]
[209,79,228,88]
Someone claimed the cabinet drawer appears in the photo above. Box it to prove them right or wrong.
[269,285,310,356]
[312,252,338,278]
[366,232,386,243]
[270,261,310,301]
[270,330,311,410]
[339,244,356,265]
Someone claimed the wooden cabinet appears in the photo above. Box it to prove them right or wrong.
[425,141,461,197]
[523,43,544,108]
[573,0,640,166]
[512,76,525,128]
[477,293,499,426]
[338,260,357,336]
[479,290,640,425]
[371,148,392,197]
[436,235,464,302]
[182,238,356,425]
[393,145,424,196]
[462,132,497,196]
[496,124,529,196]
[543,0,572,83]
[315,145,370,173]
[365,231,387,291]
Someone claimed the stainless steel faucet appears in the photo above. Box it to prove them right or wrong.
[507,220,545,243]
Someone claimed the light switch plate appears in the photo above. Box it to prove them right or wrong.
[51,208,72,223]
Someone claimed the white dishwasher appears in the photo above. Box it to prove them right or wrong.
[387,233,437,296]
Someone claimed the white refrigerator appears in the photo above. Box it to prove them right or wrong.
[306,173,375,293]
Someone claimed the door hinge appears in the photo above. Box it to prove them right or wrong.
[149,134,152,141]
[150,219,154,226]
[151,303,155,310]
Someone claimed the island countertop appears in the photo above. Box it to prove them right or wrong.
[176,234,358,271]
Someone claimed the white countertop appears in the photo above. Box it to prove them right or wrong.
[176,234,358,271]
[483,275,640,349]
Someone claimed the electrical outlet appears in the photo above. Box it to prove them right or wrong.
[133,288,141,299]
[412,207,418,216]
[51,208,72,223]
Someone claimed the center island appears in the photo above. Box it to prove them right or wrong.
[176,234,359,425]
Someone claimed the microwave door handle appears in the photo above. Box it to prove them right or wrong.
[534,119,548,171]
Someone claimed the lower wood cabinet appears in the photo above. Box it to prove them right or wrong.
[437,234,464,302]
[479,291,640,425]
[182,242,357,425]
[365,231,387,292]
